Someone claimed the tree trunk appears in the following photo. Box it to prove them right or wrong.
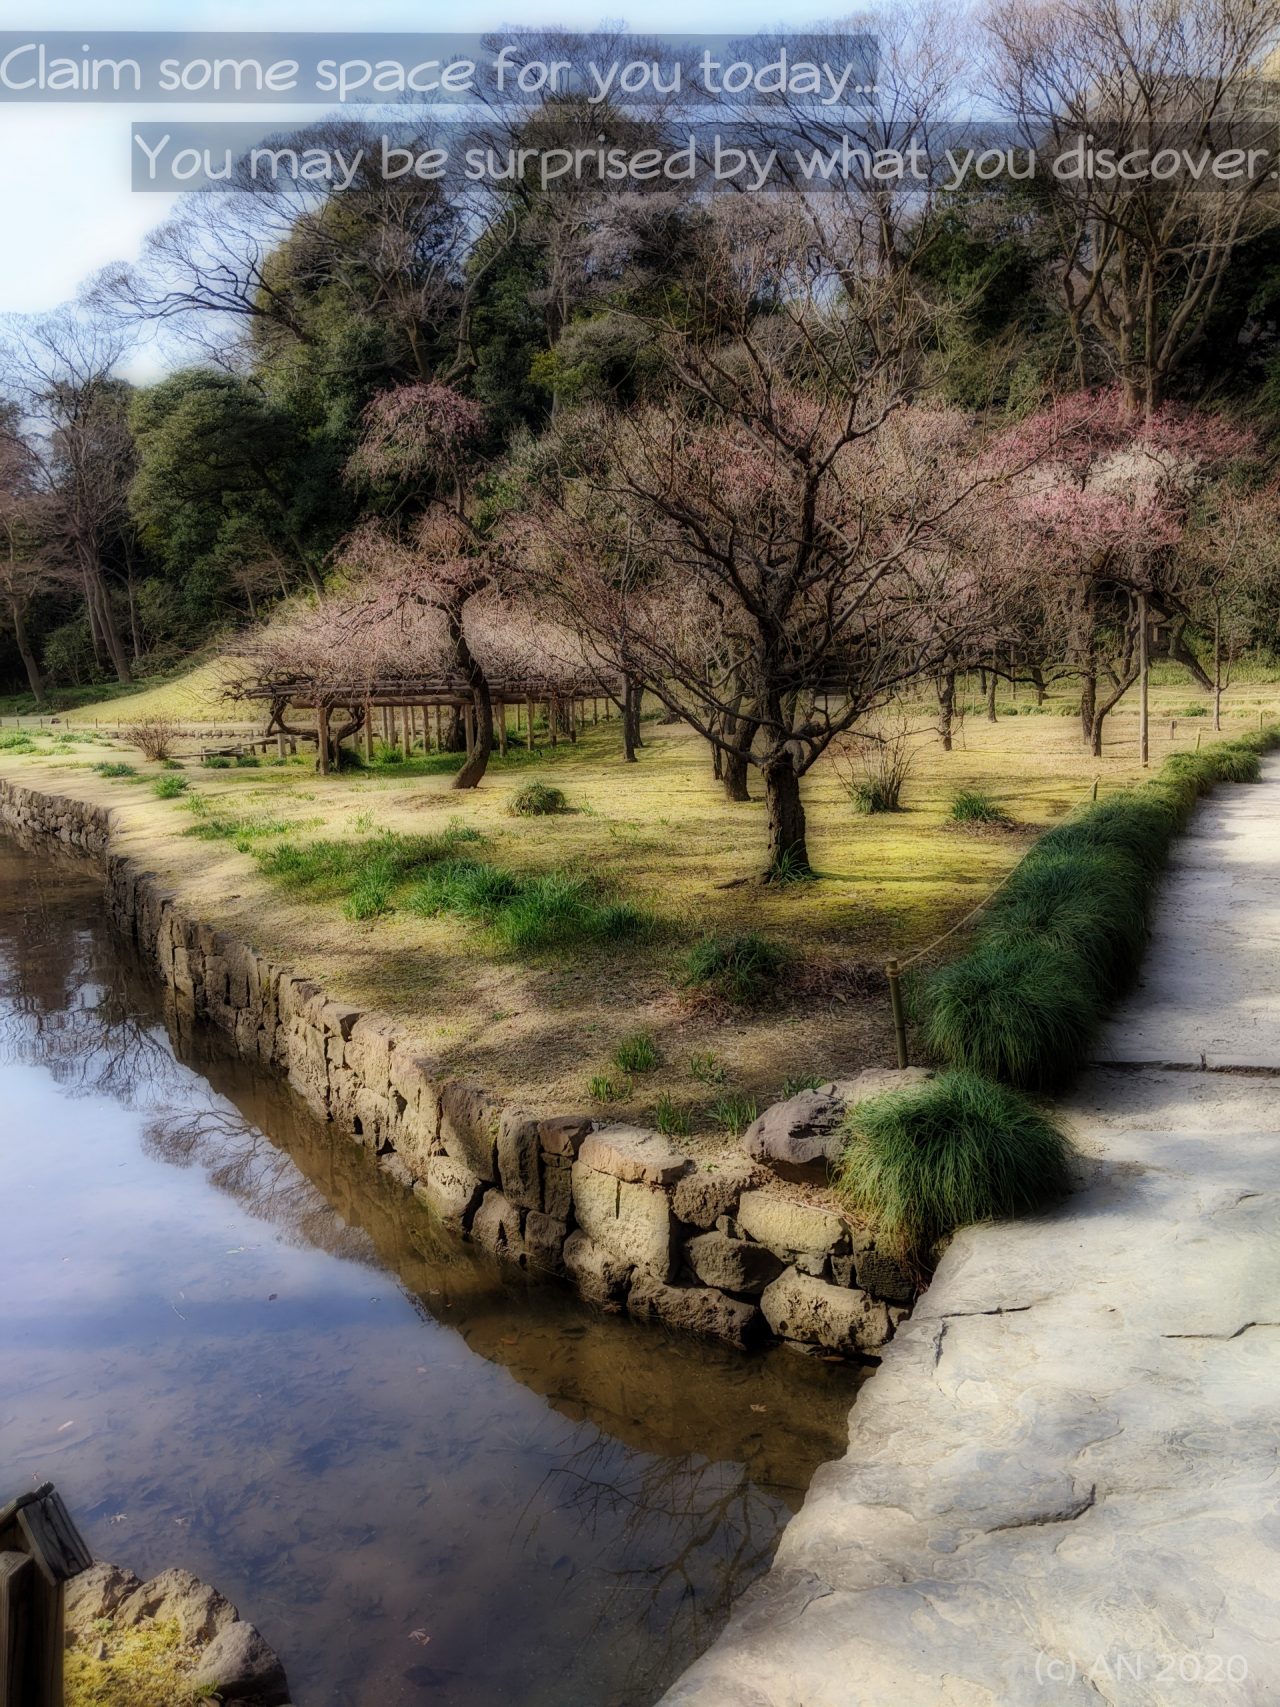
[450,611,494,791]
[763,758,809,877]
[936,669,956,750]
[1030,665,1046,706]
[986,666,998,722]
[1213,610,1222,731]
[1080,667,1097,748]
[87,565,131,683]
[8,600,45,705]
[721,711,756,801]
[621,677,643,763]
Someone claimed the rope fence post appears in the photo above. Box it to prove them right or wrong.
[886,958,909,1069]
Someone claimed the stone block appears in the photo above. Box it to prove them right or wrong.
[414,1156,484,1227]
[191,1622,290,1705]
[736,1190,846,1259]
[579,1125,692,1185]
[497,1108,543,1211]
[851,1230,917,1305]
[627,1272,761,1349]
[525,1211,568,1273]
[439,1079,502,1182]
[539,1115,593,1158]
[541,1155,573,1221]
[563,1230,633,1307]
[672,1161,758,1230]
[685,1230,785,1296]
[759,1268,892,1355]
[471,1189,526,1263]
[572,1162,676,1278]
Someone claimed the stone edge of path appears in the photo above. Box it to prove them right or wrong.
[657,761,1280,1706]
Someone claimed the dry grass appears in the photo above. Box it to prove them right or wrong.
[3,672,1278,1148]
[65,1619,214,1707]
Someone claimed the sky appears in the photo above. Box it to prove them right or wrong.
[0,0,808,336]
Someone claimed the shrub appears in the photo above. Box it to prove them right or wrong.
[151,773,189,799]
[712,1093,758,1136]
[950,789,1010,825]
[834,1069,1074,1261]
[509,780,569,816]
[1176,703,1208,717]
[122,717,177,761]
[202,755,231,769]
[836,716,917,814]
[234,753,260,768]
[614,1033,659,1073]
[682,933,786,1005]
[0,731,35,752]
[923,937,1098,1089]
[92,761,138,779]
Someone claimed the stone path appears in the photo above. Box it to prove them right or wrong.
[660,761,1280,1707]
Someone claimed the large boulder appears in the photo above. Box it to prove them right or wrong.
[742,1068,934,1183]
[760,1268,892,1355]
[115,1567,238,1644]
[685,1230,785,1296]
[64,1562,141,1630]
[191,1621,290,1705]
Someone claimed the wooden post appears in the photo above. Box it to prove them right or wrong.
[434,704,443,752]
[1092,776,1100,801]
[0,1483,91,1707]
[401,704,412,755]
[363,700,374,763]
[317,704,329,775]
[549,697,558,746]
[886,960,909,1069]
[526,698,536,748]
[497,700,508,755]
[592,697,599,725]
[276,731,286,760]
[1138,590,1149,769]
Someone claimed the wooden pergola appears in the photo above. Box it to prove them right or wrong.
[240,674,622,774]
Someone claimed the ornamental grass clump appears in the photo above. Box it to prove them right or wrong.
[835,1069,1074,1261]
[682,932,786,1005]
[921,732,1279,1089]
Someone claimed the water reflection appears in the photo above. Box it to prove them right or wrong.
[0,836,856,1707]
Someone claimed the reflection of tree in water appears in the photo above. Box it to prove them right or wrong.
[140,1102,374,1265]
[521,1423,783,1693]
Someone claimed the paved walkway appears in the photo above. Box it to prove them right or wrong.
[661,761,1280,1707]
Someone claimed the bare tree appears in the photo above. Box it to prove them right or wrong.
[1,309,138,682]
[985,0,1280,414]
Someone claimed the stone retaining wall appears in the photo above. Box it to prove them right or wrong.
[0,777,912,1359]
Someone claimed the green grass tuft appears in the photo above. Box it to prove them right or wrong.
[508,780,569,816]
[151,773,190,799]
[613,1032,659,1073]
[711,1092,758,1136]
[653,1092,691,1137]
[92,761,139,779]
[682,932,786,1005]
[949,788,1011,824]
[834,1069,1074,1260]
[406,857,654,955]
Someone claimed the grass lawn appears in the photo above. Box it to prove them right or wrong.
[3,666,1277,1150]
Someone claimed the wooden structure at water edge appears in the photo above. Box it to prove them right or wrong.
[240,673,623,773]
